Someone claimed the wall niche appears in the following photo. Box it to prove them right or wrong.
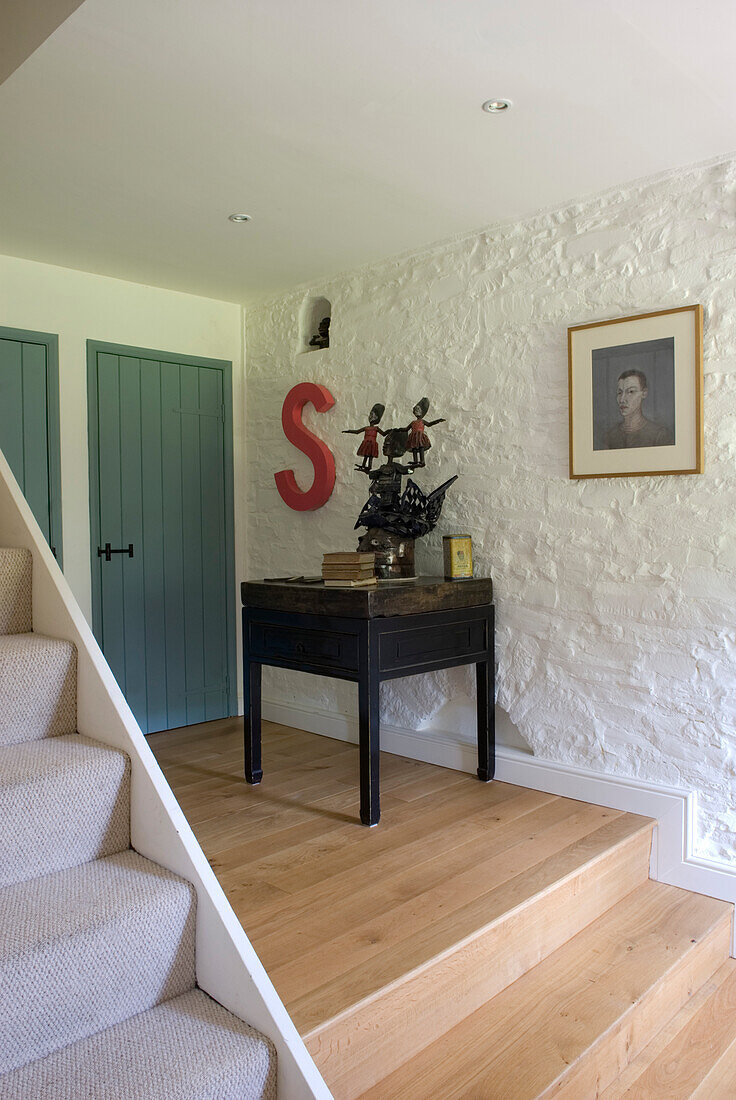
[298,296,331,353]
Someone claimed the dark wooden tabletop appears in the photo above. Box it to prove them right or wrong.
[241,576,493,618]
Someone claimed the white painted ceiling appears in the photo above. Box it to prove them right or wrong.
[1,0,735,303]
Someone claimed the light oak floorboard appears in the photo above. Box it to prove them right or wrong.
[358,883,731,1100]
[150,718,682,1100]
[292,809,641,1029]
[691,1043,736,1099]
[256,790,566,975]
[601,960,736,1099]
[239,785,540,951]
[598,964,732,1100]
[306,822,653,1097]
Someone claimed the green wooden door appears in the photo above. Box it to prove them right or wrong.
[0,327,63,562]
[87,341,236,734]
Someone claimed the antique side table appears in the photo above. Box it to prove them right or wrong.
[241,576,495,826]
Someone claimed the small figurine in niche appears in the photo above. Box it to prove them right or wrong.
[342,403,386,470]
[405,397,445,467]
[309,316,330,349]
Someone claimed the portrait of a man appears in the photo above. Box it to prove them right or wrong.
[605,370,672,449]
[592,337,676,452]
[569,305,702,478]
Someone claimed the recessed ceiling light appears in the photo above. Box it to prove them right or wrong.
[482,99,512,113]
[228,213,252,222]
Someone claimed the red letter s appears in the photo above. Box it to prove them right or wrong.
[274,382,336,511]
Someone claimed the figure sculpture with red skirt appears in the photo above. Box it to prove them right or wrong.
[344,396,456,580]
[342,402,386,471]
[405,397,445,467]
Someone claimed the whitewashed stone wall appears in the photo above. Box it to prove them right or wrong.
[245,155,736,864]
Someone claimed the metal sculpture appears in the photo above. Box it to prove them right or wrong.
[346,400,456,579]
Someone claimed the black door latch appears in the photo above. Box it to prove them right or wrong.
[97,543,134,561]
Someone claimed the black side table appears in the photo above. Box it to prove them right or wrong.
[241,576,494,826]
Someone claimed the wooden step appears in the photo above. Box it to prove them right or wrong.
[255,788,598,969]
[244,781,555,949]
[600,959,736,1099]
[302,812,654,1098]
[357,882,732,1100]
[150,721,735,1100]
[693,1045,736,1098]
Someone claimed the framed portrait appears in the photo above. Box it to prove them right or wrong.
[568,305,703,479]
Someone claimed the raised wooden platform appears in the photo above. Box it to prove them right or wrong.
[149,717,736,1099]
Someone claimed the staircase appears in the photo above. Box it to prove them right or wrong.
[294,824,732,1097]
[300,800,735,1100]
[348,880,733,1098]
[298,801,736,1098]
[0,547,277,1098]
[190,723,736,1100]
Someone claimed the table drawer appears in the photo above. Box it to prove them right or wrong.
[379,615,487,673]
[248,619,360,672]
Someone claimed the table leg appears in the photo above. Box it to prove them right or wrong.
[358,672,380,826]
[244,659,263,785]
[476,610,495,781]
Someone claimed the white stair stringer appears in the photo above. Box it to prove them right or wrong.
[0,734,130,887]
[0,442,329,1098]
[0,850,196,1072]
[0,632,76,744]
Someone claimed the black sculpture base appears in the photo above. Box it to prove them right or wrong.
[357,528,415,580]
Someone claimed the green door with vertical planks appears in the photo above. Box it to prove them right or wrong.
[0,327,63,562]
[87,341,236,734]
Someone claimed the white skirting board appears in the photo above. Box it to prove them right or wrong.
[262,697,736,956]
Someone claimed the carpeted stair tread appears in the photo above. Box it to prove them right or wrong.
[0,988,277,1100]
[0,549,32,635]
[0,550,278,1095]
[0,734,129,887]
[0,632,76,745]
[0,850,196,1073]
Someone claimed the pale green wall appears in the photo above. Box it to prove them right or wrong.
[0,253,244,622]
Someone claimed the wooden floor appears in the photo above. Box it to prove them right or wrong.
[147,716,626,1010]
[148,716,736,1099]
[148,718,627,1011]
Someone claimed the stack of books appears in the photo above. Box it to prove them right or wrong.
[322,552,377,587]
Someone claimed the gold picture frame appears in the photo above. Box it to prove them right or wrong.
[568,305,703,479]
